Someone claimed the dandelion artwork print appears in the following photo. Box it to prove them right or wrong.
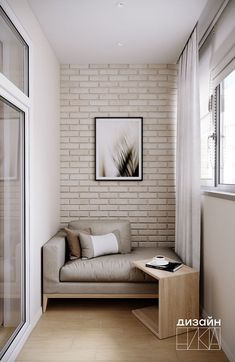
[95,117,143,180]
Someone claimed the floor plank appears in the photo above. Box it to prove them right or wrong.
[16,299,229,362]
[0,326,15,349]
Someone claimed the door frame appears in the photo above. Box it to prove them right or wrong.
[0,0,33,360]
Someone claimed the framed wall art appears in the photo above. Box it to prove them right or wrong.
[95,117,143,181]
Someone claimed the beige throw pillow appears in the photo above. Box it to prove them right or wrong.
[64,227,91,260]
[78,230,121,259]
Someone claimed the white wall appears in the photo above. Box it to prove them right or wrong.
[7,0,60,322]
[202,195,235,362]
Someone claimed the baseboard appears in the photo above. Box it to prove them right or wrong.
[2,307,42,362]
[201,307,235,362]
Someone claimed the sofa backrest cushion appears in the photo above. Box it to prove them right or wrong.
[68,219,131,253]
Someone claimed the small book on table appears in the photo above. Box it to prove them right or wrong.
[145,260,183,272]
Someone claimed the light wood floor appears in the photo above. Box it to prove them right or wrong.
[0,326,15,349]
[16,299,229,362]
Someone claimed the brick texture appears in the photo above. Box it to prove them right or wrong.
[60,64,177,247]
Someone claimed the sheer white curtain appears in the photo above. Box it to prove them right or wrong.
[175,27,201,271]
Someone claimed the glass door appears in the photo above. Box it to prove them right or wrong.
[0,96,25,357]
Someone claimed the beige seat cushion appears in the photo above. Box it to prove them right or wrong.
[60,247,181,282]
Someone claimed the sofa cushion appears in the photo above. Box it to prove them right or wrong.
[79,230,121,259]
[68,219,131,253]
[60,247,181,282]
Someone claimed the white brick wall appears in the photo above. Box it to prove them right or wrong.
[60,64,177,247]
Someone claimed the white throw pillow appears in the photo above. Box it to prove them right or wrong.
[78,230,121,259]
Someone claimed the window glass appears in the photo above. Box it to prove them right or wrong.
[0,97,25,358]
[0,7,28,95]
[219,69,235,185]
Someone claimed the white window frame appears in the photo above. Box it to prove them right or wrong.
[0,1,33,360]
[202,45,235,195]
[213,81,235,193]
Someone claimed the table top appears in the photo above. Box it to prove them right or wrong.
[133,259,198,280]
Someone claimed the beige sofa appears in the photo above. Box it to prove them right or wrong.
[43,219,180,312]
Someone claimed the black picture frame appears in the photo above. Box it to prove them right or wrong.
[95,117,143,181]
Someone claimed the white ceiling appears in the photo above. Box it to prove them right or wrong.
[27,0,208,64]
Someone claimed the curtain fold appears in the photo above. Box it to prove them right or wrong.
[175,27,201,271]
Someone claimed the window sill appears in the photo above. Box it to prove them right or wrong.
[202,190,235,201]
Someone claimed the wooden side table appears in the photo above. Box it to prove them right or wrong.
[132,259,199,339]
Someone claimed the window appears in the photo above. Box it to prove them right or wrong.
[0,97,25,359]
[0,4,29,359]
[0,6,29,95]
[199,0,235,194]
[218,70,235,186]
[201,68,235,192]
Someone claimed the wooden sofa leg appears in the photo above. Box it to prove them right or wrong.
[43,294,48,313]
